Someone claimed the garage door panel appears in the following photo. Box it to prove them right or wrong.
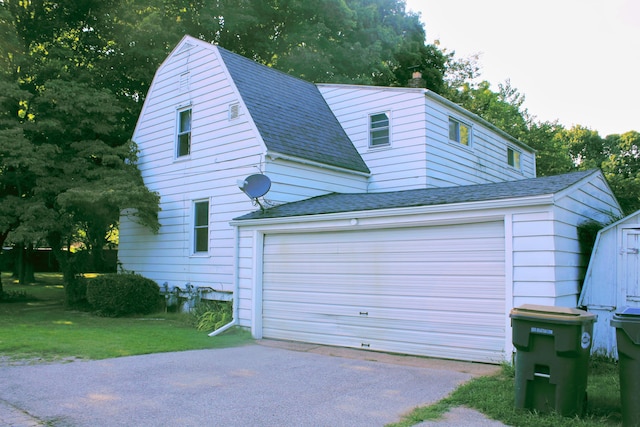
[262,221,506,363]
[263,274,505,298]
[264,290,503,314]
[265,308,504,337]
[265,261,504,277]
[264,316,503,343]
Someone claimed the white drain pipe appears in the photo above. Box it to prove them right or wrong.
[208,225,240,337]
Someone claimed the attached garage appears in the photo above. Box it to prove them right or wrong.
[262,221,506,363]
[233,170,621,363]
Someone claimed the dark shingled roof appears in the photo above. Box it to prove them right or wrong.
[217,47,370,174]
[235,170,598,221]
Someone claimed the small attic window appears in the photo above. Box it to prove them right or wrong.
[369,112,390,147]
[507,147,521,169]
[228,103,240,120]
[449,117,471,146]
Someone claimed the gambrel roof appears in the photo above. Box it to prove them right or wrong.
[217,46,370,174]
[235,169,600,220]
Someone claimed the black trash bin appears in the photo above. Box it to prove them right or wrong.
[510,304,596,416]
[611,307,640,427]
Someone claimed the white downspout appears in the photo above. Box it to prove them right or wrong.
[208,224,240,336]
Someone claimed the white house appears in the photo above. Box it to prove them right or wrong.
[119,35,622,363]
[579,210,640,357]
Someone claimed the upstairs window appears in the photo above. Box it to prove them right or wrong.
[177,108,192,157]
[449,117,471,146]
[507,147,521,169]
[193,200,209,254]
[369,112,390,147]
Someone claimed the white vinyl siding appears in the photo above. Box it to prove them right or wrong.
[318,84,536,191]
[261,222,506,363]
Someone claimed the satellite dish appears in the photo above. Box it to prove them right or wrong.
[239,174,271,199]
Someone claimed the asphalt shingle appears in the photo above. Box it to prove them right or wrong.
[218,47,370,174]
[235,170,598,220]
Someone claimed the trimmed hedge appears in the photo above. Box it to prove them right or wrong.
[86,273,161,317]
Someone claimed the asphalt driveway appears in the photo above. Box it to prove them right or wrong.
[0,340,500,426]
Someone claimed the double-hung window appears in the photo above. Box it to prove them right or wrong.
[177,108,192,157]
[369,112,390,148]
[507,147,521,169]
[193,200,209,254]
[449,117,471,146]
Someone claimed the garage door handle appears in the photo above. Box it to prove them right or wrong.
[359,311,368,316]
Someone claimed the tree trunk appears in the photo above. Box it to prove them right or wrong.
[0,231,7,295]
[48,233,85,307]
[14,243,36,285]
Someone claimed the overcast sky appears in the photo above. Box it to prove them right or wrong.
[405,0,639,136]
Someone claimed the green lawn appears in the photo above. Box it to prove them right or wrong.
[0,272,251,362]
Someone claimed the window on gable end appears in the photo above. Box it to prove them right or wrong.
[449,117,471,146]
[369,112,390,148]
[177,108,192,157]
[193,199,209,254]
[507,147,521,169]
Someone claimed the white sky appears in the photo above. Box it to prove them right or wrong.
[405,0,640,136]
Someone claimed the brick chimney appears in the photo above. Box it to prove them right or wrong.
[408,70,426,88]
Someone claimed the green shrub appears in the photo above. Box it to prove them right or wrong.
[86,273,161,317]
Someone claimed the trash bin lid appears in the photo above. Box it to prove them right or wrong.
[616,306,640,317]
[611,307,640,344]
[510,304,597,324]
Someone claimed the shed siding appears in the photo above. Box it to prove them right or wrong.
[580,210,640,357]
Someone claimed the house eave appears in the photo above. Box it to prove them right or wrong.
[231,193,555,227]
[266,151,371,177]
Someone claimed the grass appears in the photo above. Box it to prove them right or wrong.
[0,272,252,362]
[390,359,623,427]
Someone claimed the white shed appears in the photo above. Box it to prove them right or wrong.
[579,210,640,357]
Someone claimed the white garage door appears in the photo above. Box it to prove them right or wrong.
[262,221,506,363]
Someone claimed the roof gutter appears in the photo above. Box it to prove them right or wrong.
[266,151,371,177]
[230,193,555,227]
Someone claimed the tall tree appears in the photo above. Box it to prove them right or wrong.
[0,0,160,301]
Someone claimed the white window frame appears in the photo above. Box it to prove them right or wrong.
[176,107,192,158]
[192,199,210,255]
[369,112,391,148]
[448,117,472,147]
[507,147,522,170]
